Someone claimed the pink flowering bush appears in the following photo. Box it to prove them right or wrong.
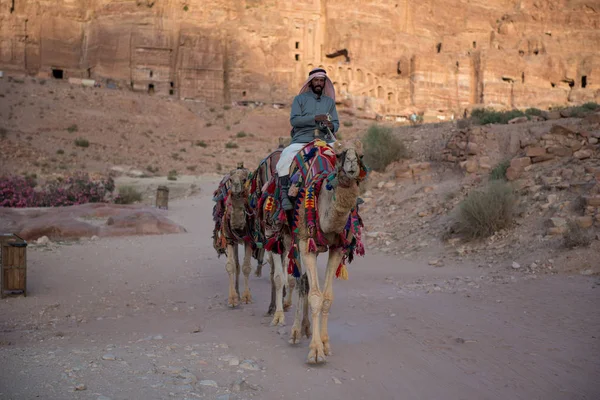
[0,173,116,208]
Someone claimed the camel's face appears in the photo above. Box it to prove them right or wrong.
[333,139,364,181]
[229,169,249,196]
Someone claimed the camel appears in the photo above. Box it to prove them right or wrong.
[211,164,254,308]
[247,144,296,324]
[282,138,367,364]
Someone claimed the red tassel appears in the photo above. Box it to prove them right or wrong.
[335,262,342,278]
[288,257,295,275]
[265,237,277,251]
[307,238,317,253]
[278,211,287,222]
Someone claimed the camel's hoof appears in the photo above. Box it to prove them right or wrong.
[323,342,332,356]
[289,327,301,345]
[270,311,285,327]
[228,295,240,308]
[302,321,312,338]
[306,347,327,364]
[241,291,252,304]
[255,269,262,278]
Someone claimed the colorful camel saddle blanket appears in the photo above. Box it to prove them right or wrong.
[211,173,254,257]
[247,148,282,251]
[260,139,367,279]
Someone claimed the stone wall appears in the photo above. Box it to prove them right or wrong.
[0,0,598,113]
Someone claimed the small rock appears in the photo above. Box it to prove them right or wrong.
[240,360,260,371]
[90,235,99,241]
[589,137,599,145]
[231,377,259,392]
[153,335,163,340]
[511,262,521,269]
[580,269,594,276]
[377,181,385,189]
[36,236,50,245]
[228,357,240,366]
[191,326,202,333]
[428,259,443,267]
[454,337,466,344]
[384,181,396,189]
[74,384,87,391]
[549,217,567,228]
[102,354,116,361]
[332,377,342,384]
[198,380,218,387]
[574,149,593,160]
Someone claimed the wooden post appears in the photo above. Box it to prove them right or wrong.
[156,186,169,210]
[0,233,27,299]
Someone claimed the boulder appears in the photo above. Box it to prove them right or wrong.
[510,157,532,169]
[508,116,529,124]
[574,149,593,159]
[525,147,547,157]
[550,125,576,136]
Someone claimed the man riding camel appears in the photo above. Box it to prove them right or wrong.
[276,67,340,210]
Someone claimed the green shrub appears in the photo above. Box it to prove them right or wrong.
[471,108,527,125]
[225,142,239,149]
[456,181,516,239]
[195,140,208,148]
[236,131,247,138]
[167,170,178,181]
[361,124,408,172]
[74,138,89,147]
[489,160,510,181]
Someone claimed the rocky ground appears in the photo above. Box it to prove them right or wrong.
[1,77,600,399]
[1,180,599,400]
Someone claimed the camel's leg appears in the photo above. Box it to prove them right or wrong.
[301,273,311,339]
[255,248,265,277]
[283,273,295,311]
[320,248,343,356]
[241,243,253,304]
[266,251,276,316]
[234,244,241,299]
[226,244,239,308]
[288,270,304,344]
[299,240,326,364]
[270,251,287,326]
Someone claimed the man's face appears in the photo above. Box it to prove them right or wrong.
[310,77,326,95]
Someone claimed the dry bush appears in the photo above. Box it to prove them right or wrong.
[456,181,516,239]
[114,185,142,204]
[362,124,409,172]
[563,220,592,249]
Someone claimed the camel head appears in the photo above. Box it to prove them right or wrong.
[228,165,250,198]
[332,139,365,184]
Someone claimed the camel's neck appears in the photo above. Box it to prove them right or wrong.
[229,195,246,230]
[317,179,359,234]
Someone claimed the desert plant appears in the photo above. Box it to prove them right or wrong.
[223,105,231,110]
[167,170,178,181]
[471,108,527,125]
[225,142,239,149]
[581,102,599,111]
[186,165,197,171]
[205,122,213,127]
[0,127,6,140]
[74,138,89,147]
[456,181,516,239]
[236,131,247,138]
[114,185,142,204]
[343,121,353,127]
[563,220,592,249]
[361,124,408,172]
[489,160,510,181]
[195,140,208,148]
[524,108,543,117]
[67,124,78,133]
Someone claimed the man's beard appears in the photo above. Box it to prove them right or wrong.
[310,83,323,95]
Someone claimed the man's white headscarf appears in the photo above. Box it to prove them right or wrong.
[298,68,335,101]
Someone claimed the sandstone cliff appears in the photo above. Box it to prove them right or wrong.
[1,0,598,117]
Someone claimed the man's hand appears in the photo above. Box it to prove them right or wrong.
[315,114,333,130]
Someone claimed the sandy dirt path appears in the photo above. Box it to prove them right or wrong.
[1,177,599,400]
